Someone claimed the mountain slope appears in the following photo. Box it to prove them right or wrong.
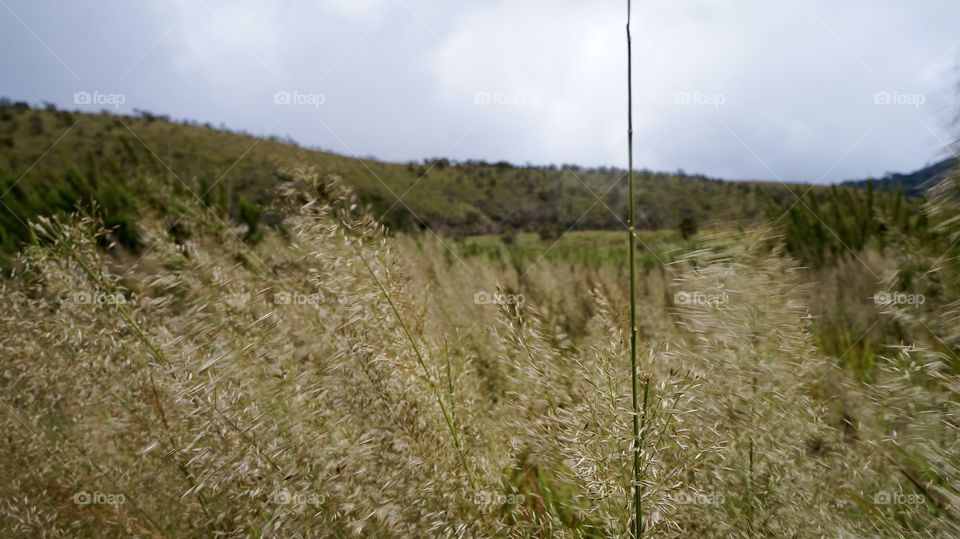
[842,157,956,196]
[0,101,815,257]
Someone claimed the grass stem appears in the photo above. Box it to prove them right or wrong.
[626,1,643,536]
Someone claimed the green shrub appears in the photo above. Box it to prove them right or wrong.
[238,195,262,244]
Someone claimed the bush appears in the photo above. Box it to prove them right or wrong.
[238,195,263,244]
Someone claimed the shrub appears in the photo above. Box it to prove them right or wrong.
[238,195,262,244]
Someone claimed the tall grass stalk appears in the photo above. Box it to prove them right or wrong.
[625,1,644,536]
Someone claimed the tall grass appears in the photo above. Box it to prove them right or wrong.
[2,165,960,536]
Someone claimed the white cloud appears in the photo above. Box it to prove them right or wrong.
[430,0,957,179]
[431,1,624,165]
[323,0,396,22]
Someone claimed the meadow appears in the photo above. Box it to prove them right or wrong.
[1,105,959,537]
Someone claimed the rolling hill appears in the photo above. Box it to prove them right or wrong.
[0,100,813,252]
[2,100,940,256]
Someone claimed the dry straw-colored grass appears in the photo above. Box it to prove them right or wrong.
[0,168,957,537]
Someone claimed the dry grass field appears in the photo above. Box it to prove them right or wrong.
[1,166,958,536]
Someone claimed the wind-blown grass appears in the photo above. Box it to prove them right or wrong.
[0,167,958,536]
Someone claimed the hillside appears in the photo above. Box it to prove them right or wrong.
[0,101,803,249]
[842,157,956,196]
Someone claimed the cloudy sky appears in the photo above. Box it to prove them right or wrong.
[1,0,958,182]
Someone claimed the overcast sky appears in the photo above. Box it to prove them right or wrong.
[1,0,958,182]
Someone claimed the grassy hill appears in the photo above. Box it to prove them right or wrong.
[0,100,807,253]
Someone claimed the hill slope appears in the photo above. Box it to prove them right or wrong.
[842,157,956,196]
[0,101,804,248]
